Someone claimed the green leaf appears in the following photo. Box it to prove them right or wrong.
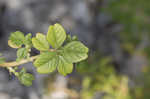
[66,35,72,43]
[8,40,20,48]
[18,68,34,86]
[34,52,57,74]
[34,51,73,75]
[32,33,49,51]
[72,36,78,41]
[57,56,73,76]
[24,33,32,47]
[19,68,26,75]
[63,41,89,63]
[9,31,25,48]
[47,23,66,49]
[66,35,78,43]
[19,73,34,86]
[16,48,28,61]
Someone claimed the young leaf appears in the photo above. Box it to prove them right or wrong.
[19,73,34,86]
[8,40,20,48]
[57,56,73,76]
[16,48,28,61]
[32,33,49,51]
[34,52,57,73]
[9,31,25,47]
[63,41,89,63]
[72,36,78,41]
[24,33,32,47]
[19,67,26,75]
[66,35,78,43]
[66,35,72,43]
[47,23,66,49]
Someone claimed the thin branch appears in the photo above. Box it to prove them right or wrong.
[0,55,38,67]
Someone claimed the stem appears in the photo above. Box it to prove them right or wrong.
[0,55,38,67]
[7,67,19,76]
[0,49,55,67]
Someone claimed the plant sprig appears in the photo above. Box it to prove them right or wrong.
[0,23,89,86]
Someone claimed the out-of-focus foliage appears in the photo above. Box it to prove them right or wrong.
[131,66,150,99]
[76,52,150,99]
[68,0,150,98]
[102,1,150,98]
[77,53,131,99]
[103,0,150,52]
[74,0,150,98]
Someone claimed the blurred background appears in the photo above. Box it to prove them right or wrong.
[0,0,150,99]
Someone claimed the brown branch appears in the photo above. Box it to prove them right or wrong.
[0,55,39,67]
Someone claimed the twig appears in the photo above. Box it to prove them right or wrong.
[0,55,38,67]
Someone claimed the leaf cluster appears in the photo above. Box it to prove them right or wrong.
[5,23,89,86]
[32,23,88,75]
